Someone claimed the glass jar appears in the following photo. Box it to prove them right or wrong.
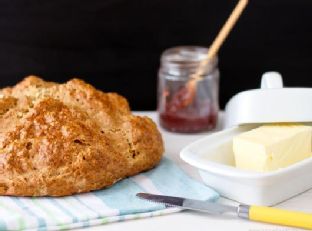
[157,46,219,133]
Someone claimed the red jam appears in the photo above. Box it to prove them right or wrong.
[159,94,218,133]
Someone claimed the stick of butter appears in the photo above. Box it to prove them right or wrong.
[233,124,312,172]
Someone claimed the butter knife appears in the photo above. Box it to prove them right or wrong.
[136,193,312,230]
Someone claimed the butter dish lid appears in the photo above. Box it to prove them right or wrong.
[224,72,312,128]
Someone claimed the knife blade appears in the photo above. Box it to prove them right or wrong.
[136,193,237,215]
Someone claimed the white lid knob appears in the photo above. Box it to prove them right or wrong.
[261,71,283,89]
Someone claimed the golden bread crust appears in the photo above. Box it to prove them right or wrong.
[0,76,163,196]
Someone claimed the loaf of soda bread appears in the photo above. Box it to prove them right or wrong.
[0,76,163,196]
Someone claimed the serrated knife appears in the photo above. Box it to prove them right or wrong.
[136,193,312,230]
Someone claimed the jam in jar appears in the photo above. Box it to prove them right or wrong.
[157,46,219,133]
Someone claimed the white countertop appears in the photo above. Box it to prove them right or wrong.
[77,111,312,231]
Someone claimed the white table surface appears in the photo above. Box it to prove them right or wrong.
[77,111,312,231]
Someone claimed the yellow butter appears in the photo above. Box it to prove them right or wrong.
[233,124,312,172]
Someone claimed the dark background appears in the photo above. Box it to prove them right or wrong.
[0,0,311,110]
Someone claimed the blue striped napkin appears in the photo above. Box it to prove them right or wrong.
[0,157,219,231]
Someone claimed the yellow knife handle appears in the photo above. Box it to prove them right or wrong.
[249,205,312,229]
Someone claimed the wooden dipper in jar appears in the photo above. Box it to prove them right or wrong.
[169,0,249,110]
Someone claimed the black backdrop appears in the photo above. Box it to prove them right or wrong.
[0,0,311,110]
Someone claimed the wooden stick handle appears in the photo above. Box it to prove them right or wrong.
[194,0,248,77]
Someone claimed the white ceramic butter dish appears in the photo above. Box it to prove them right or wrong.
[180,72,312,206]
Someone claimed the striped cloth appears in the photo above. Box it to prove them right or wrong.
[0,158,219,231]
